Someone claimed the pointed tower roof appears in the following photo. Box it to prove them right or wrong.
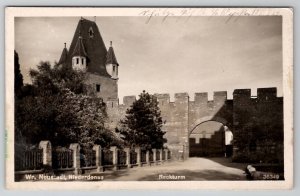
[57,43,68,65]
[72,36,87,57]
[106,41,119,65]
[66,17,110,77]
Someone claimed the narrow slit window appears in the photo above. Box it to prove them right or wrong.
[96,84,100,92]
[81,58,84,65]
[89,27,94,38]
[76,58,79,64]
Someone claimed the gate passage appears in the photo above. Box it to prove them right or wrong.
[189,121,233,157]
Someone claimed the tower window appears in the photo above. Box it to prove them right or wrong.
[76,58,79,64]
[89,27,94,38]
[113,66,116,72]
[96,84,100,92]
[81,58,84,65]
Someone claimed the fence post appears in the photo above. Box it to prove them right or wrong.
[69,143,81,175]
[164,149,168,161]
[152,149,157,164]
[146,150,150,166]
[93,145,103,172]
[110,146,118,171]
[124,147,131,168]
[135,147,141,167]
[39,140,52,167]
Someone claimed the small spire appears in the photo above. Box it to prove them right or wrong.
[64,42,66,48]
[106,41,118,65]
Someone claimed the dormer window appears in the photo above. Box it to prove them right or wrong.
[89,27,94,38]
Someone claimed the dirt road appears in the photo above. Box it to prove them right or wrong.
[99,157,247,181]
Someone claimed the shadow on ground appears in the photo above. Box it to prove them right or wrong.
[204,157,248,170]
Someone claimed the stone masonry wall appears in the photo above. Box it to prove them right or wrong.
[106,87,283,161]
[85,73,118,103]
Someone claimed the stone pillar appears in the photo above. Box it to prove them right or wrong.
[146,150,150,166]
[159,149,163,164]
[110,146,118,171]
[39,140,52,167]
[164,149,168,161]
[69,143,81,175]
[135,147,141,167]
[152,149,157,164]
[124,147,131,168]
[93,145,103,172]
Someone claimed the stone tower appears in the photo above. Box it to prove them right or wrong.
[57,17,119,102]
[106,41,119,79]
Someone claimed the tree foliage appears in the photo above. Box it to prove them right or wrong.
[15,61,121,148]
[117,91,167,149]
[14,51,23,97]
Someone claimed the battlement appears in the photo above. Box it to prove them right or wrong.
[154,93,170,105]
[109,87,280,109]
[233,88,278,101]
[195,92,208,103]
[233,89,251,102]
[233,89,251,96]
[193,91,227,105]
[123,96,136,106]
[213,91,227,102]
[257,87,277,101]
[174,93,189,98]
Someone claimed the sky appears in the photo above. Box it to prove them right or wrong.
[15,16,283,102]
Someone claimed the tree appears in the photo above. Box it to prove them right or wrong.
[14,51,23,97]
[117,90,167,149]
[15,61,121,148]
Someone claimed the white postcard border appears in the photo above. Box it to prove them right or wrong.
[5,7,293,190]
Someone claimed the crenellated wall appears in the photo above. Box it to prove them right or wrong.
[106,87,283,161]
[232,87,283,162]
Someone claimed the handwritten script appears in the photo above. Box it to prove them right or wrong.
[138,8,281,24]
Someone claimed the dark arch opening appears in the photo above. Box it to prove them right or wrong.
[189,121,233,157]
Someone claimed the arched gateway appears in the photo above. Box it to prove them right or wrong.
[189,119,233,157]
[155,91,234,160]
